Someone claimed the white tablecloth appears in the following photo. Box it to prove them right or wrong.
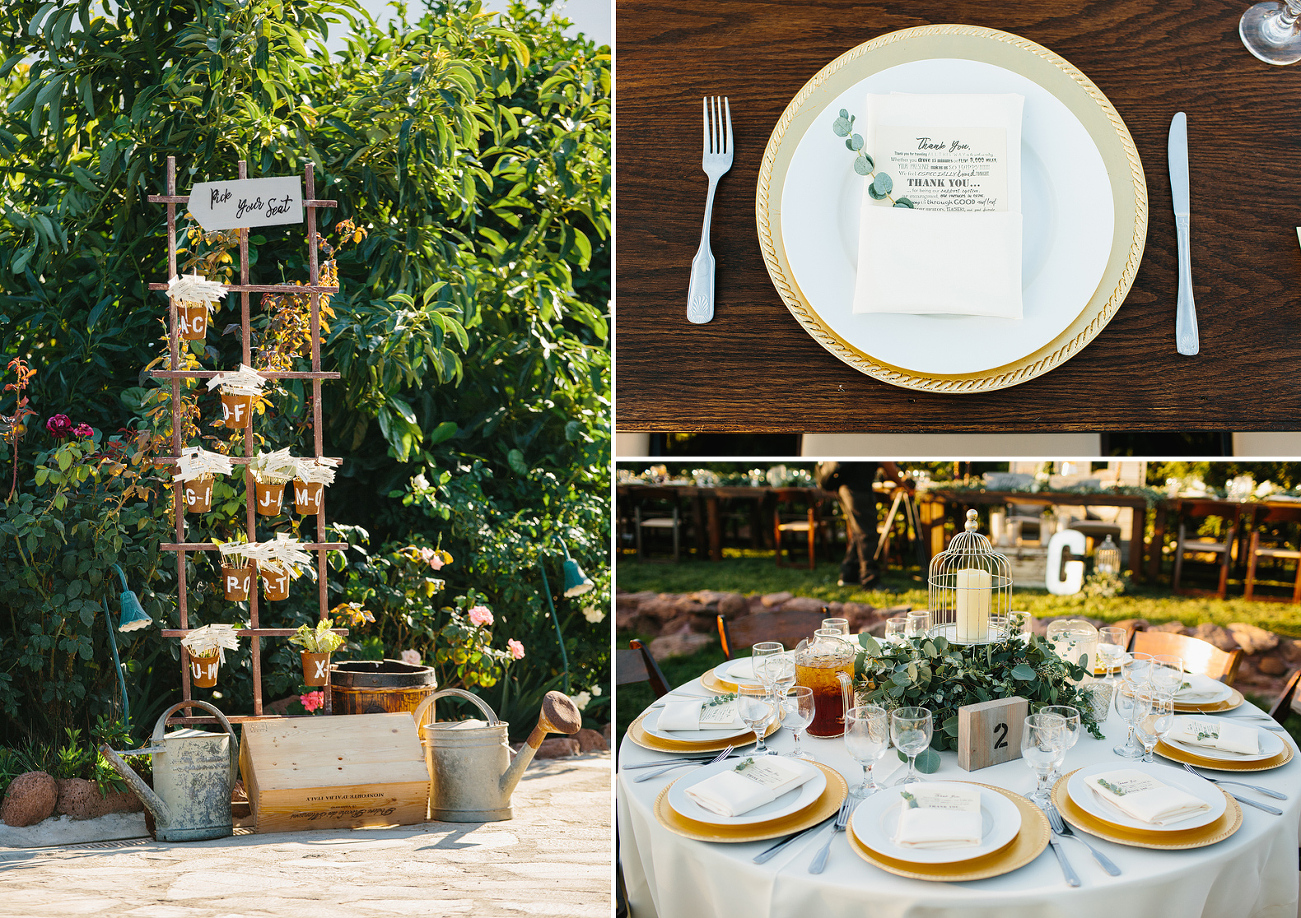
[619,679,1300,918]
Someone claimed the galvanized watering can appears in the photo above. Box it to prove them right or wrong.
[101,700,240,842]
[411,688,581,822]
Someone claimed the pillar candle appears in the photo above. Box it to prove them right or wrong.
[955,568,991,643]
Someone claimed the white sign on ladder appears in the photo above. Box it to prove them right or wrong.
[187,176,304,230]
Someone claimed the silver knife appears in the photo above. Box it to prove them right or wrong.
[1169,112,1198,356]
[1047,831,1081,887]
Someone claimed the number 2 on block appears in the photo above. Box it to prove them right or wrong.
[992,722,1008,749]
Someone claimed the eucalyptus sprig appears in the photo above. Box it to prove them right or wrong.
[704,692,738,709]
[832,109,915,209]
[1096,778,1128,796]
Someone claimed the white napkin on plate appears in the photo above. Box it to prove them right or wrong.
[892,783,983,849]
[852,92,1024,319]
[1174,674,1230,704]
[1167,718,1260,756]
[1084,769,1212,826]
[658,698,745,732]
[684,756,817,818]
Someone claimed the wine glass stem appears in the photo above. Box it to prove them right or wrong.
[792,729,803,757]
[1037,771,1052,798]
[1264,1,1301,42]
[906,753,918,783]
[754,728,766,754]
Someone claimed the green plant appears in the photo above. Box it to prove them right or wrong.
[831,109,913,207]
[288,619,345,655]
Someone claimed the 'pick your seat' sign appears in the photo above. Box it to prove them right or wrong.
[188,176,303,231]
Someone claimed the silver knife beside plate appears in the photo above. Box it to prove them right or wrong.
[1169,112,1198,356]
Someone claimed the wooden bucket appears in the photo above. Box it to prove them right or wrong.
[330,660,438,728]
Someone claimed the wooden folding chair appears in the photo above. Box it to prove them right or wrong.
[1269,668,1301,725]
[1244,506,1301,603]
[615,639,670,698]
[1131,631,1243,685]
[1171,500,1238,599]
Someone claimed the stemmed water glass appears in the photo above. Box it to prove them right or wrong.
[1022,712,1068,806]
[1041,705,1080,783]
[782,686,815,761]
[821,617,850,638]
[1135,689,1175,763]
[1098,626,1128,682]
[1241,0,1301,65]
[890,706,933,786]
[884,615,908,644]
[738,684,776,755]
[1151,655,1185,695]
[845,704,890,796]
[751,641,784,692]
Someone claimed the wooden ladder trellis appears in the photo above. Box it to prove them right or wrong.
[147,155,346,723]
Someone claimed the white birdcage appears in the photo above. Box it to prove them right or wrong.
[1094,535,1122,577]
[928,509,1013,645]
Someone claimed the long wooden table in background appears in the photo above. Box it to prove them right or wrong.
[616,0,1301,432]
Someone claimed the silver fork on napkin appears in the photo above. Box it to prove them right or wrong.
[687,96,733,325]
[1169,111,1198,355]
[808,797,854,874]
[633,744,734,783]
[1044,803,1120,876]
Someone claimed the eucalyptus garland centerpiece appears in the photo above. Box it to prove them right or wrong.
[854,632,1104,770]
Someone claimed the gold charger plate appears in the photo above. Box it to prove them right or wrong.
[653,761,848,842]
[846,783,1049,881]
[700,667,740,694]
[1174,688,1245,714]
[626,708,778,753]
[1051,769,1242,850]
[1156,736,1295,772]
[755,24,1147,393]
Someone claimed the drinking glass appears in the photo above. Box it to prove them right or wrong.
[1116,680,1154,759]
[890,706,933,786]
[1122,652,1153,691]
[821,617,850,638]
[1097,626,1128,682]
[1151,655,1185,695]
[738,684,776,755]
[782,687,816,761]
[904,610,932,639]
[1041,705,1080,782]
[751,641,784,693]
[1022,712,1068,806]
[884,615,908,644]
[845,704,890,796]
[1241,1,1301,65]
[1135,689,1175,763]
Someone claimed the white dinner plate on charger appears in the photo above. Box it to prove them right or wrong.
[1164,717,1284,763]
[850,781,1022,864]
[641,706,754,744]
[667,757,826,826]
[1066,761,1226,833]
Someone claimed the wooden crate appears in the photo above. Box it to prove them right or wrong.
[239,713,429,833]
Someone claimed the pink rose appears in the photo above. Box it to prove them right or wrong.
[73,423,94,439]
[45,414,73,438]
[468,605,493,627]
[507,639,525,660]
[429,555,444,570]
[399,649,420,666]
[300,690,325,713]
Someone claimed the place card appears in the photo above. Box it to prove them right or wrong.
[872,124,1008,212]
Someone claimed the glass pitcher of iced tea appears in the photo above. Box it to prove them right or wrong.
[795,628,856,738]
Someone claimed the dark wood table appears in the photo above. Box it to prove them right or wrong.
[616,0,1301,432]
[920,488,1150,577]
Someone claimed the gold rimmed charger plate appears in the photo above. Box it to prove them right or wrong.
[755,24,1147,393]
[846,783,1049,881]
[1051,769,1242,850]
[653,762,848,842]
[700,667,741,694]
[1174,688,1245,714]
[626,708,778,753]
[1155,737,1295,772]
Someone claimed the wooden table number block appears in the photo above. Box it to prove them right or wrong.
[957,696,1029,771]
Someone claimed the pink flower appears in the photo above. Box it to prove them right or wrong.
[73,423,94,439]
[507,639,525,660]
[300,691,325,713]
[468,605,493,627]
[429,554,444,570]
[399,649,420,666]
[45,414,73,438]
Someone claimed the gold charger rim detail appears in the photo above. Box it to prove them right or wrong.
[1051,769,1243,849]
[1156,735,1295,772]
[701,667,741,694]
[626,707,777,753]
[754,23,1148,393]
[1173,688,1245,713]
[846,782,1049,881]
[653,761,848,842]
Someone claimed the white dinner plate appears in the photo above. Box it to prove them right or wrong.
[1165,717,1284,763]
[1066,761,1226,832]
[779,57,1113,377]
[716,656,779,686]
[642,706,753,743]
[850,782,1021,864]
[667,757,827,826]
[1174,681,1234,706]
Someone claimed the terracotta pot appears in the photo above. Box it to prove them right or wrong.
[221,564,253,601]
[178,301,208,341]
[183,476,214,514]
[294,480,324,514]
[189,652,220,688]
[220,391,253,429]
[301,652,330,687]
[262,567,291,601]
[255,480,285,516]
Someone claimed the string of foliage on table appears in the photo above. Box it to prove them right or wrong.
[854,632,1103,771]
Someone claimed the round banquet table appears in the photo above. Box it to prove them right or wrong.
[618,677,1301,918]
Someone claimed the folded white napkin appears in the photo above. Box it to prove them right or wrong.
[852,92,1024,319]
[1174,674,1230,704]
[892,783,983,849]
[1167,718,1260,756]
[1084,769,1211,826]
[684,757,817,818]
[658,698,745,732]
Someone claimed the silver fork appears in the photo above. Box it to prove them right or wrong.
[633,744,734,783]
[1044,803,1121,876]
[808,796,854,874]
[1182,762,1288,801]
[687,96,733,325]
